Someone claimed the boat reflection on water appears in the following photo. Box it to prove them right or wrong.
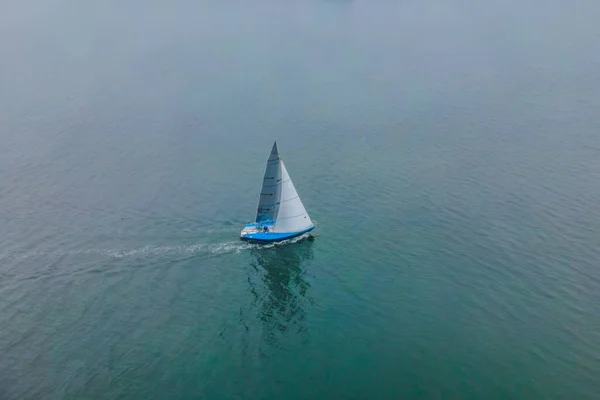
[246,237,315,350]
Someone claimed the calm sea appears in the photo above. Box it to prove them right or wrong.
[2,0,600,398]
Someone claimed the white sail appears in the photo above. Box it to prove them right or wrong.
[272,160,313,233]
[256,142,282,224]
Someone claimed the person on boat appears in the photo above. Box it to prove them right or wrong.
[263,225,269,233]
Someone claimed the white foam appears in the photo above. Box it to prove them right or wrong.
[259,232,313,249]
[1,233,313,260]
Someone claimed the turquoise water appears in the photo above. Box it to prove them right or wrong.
[2,1,600,398]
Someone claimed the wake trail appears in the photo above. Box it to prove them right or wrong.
[1,233,312,261]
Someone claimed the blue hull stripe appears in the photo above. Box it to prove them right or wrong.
[240,226,315,243]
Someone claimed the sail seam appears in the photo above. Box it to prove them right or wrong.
[276,212,306,221]
[281,195,299,203]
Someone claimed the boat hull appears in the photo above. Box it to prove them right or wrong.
[240,225,315,243]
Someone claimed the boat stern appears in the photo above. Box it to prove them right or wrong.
[240,223,259,240]
[240,222,276,241]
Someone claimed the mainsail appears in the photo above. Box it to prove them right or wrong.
[255,142,282,224]
[272,160,313,233]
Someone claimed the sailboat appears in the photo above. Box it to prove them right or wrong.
[240,141,315,243]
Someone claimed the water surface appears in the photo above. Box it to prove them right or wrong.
[2,1,600,398]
